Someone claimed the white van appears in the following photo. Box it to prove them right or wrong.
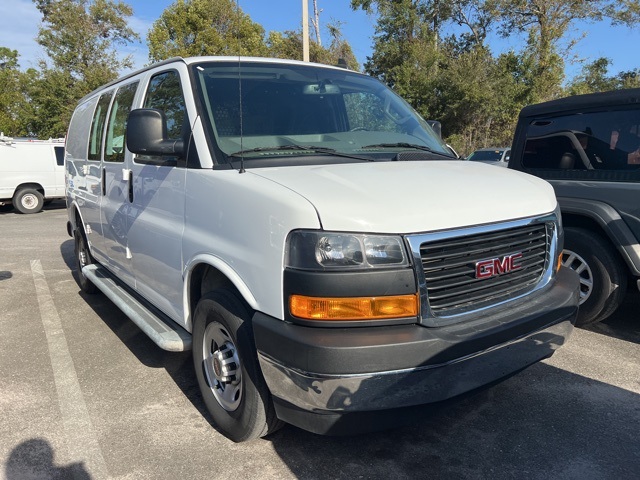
[66,57,579,442]
[0,134,66,213]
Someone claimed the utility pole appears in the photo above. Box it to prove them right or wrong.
[302,0,310,62]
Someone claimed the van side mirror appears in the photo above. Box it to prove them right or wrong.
[126,109,184,157]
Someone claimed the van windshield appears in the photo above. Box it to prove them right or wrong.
[192,61,451,166]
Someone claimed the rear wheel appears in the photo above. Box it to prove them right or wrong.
[13,188,43,214]
[562,227,627,326]
[192,290,283,442]
[74,228,98,294]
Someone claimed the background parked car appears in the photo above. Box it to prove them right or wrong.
[466,147,511,166]
[508,88,640,326]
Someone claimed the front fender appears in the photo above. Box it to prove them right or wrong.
[559,197,640,275]
[182,254,258,332]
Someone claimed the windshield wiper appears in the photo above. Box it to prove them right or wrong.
[229,144,373,161]
[362,142,456,159]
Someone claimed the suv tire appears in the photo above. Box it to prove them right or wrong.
[562,227,627,326]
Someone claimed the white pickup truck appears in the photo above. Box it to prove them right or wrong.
[65,57,579,442]
[0,134,66,213]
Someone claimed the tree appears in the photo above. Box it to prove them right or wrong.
[147,0,269,61]
[0,48,29,136]
[568,57,640,95]
[492,0,640,102]
[27,0,139,137]
[266,28,359,70]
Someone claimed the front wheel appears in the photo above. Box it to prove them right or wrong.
[13,188,44,214]
[192,291,283,442]
[562,227,627,326]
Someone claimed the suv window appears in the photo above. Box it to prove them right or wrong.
[104,81,139,163]
[88,91,113,161]
[522,109,640,180]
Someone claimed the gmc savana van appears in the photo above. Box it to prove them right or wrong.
[66,57,579,442]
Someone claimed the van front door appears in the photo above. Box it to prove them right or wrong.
[99,81,139,287]
[127,70,187,322]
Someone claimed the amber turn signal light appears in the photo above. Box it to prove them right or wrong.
[557,252,563,272]
[289,293,419,321]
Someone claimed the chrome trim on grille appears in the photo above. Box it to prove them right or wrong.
[405,214,559,327]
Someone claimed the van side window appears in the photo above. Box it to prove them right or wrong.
[104,81,139,163]
[54,146,64,166]
[144,71,185,139]
[88,91,113,161]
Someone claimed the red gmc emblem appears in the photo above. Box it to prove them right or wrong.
[475,253,523,279]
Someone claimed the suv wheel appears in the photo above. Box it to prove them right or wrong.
[562,227,627,326]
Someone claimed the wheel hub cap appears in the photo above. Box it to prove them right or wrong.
[22,194,37,209]
[202,322,242,411]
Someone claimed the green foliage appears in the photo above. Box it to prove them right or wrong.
[147,0,269,61]
[23,0,139,137]
[267,29,359,70]
[492,0,640,103]
[351,0,640,154]
[568,58,640,95]
[0,48,29,136]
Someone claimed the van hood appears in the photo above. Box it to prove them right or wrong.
[251,161,556,233]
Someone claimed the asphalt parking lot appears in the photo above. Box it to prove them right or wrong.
[1,202,639,480]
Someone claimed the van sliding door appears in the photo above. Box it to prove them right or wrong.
[99,81,139,286]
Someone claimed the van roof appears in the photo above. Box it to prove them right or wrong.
[79,56,355,104]
[519,88,640,119]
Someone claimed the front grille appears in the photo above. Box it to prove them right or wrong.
[420,223,551,316]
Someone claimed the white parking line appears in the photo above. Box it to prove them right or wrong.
[31,259,108,479]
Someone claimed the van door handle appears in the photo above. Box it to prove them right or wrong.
[102,168,106,196]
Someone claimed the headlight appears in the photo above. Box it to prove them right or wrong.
[286,230,409,270]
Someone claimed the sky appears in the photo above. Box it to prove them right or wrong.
[0,0,638,82]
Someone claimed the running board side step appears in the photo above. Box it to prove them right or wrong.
[82,264,192,352]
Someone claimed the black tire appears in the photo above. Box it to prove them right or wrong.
[13,188,44,214]
[562,227,627,326]
[192,290,283,442]
[74,228,98,294]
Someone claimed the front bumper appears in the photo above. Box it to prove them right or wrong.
[253,267,579,432]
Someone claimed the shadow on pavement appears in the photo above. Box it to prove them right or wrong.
[265,361,640,479]
[583,285,640,344]
[0,199,66,215]
[57,236,639,479]
[59,239,216,429]
[5,438,90,480]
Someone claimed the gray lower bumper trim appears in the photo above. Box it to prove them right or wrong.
[258,318,574,413]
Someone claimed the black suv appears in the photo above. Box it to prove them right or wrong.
[509,89,640,325]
